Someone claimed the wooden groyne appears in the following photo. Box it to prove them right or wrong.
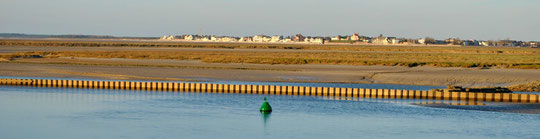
[0,78,538,103]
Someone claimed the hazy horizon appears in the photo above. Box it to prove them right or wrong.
[1,0,539,41]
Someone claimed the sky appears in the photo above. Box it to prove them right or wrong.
[1,0,539,41]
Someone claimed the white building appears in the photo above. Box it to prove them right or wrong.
[391,38,400,44]
[200,36,211,41]
[253,35,271,42]
[271,35,283,42]
[184,35,198,40]
[220,37,238,42]
[160,35,174,40]
[479,41,490,46]
[417,39,426,44]
[239,37,253,42]
[371,35,396,45]
[282,38,293,43]
[351,33,360,41]
[210,36,218,41]
[305,37,324,44]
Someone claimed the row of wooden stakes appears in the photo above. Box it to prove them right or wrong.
[0,78,538,103]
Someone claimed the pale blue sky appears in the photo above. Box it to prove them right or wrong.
[1,0,539,40]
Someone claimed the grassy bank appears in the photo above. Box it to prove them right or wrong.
[2,50,539,69]
[1,39,538,54]
[508,81,540,92]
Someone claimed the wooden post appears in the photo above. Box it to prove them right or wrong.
[298,86,304,96]
[263,85,269,94]
[484,93,493,102]
[520,94,529,103]
[321,87,328,96]
[493,93,502,102]
[269,85,275,95]
[383,89,390,98]
[460,92,468,101]
[415,90,422,99]
[328,87,335,96]
[511,94,520,102]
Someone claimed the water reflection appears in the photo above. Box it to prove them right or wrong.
[316,95,540,114]
[260,111,271,128]
[412,101,486,106]
[414,101,540,114]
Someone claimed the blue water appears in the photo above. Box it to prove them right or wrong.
[1,86,539,139]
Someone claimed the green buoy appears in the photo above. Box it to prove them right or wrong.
[260,97,272,112]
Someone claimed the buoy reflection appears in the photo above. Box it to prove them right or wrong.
[260,111,271,127]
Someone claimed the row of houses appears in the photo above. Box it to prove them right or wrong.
[161,34,396,45]
[161,34,326,44]
[461,40,539,47]
[330,34,538,47]
[160,34,539,47]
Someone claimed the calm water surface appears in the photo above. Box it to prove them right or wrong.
[1,86,539,139]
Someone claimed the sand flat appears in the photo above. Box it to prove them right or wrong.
[1,45,538,87]
[1,57,539,87]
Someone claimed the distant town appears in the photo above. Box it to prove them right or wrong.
[0,33,537,47]
[160,33,539,47]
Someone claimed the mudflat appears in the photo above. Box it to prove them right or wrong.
[0,44,538,88]
[1,57,539,87]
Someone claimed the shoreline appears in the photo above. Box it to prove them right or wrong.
[1,60,538,90]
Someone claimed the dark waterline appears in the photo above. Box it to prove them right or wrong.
[1,86,540,139]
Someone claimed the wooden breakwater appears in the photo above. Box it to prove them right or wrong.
[0,78,538,103]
